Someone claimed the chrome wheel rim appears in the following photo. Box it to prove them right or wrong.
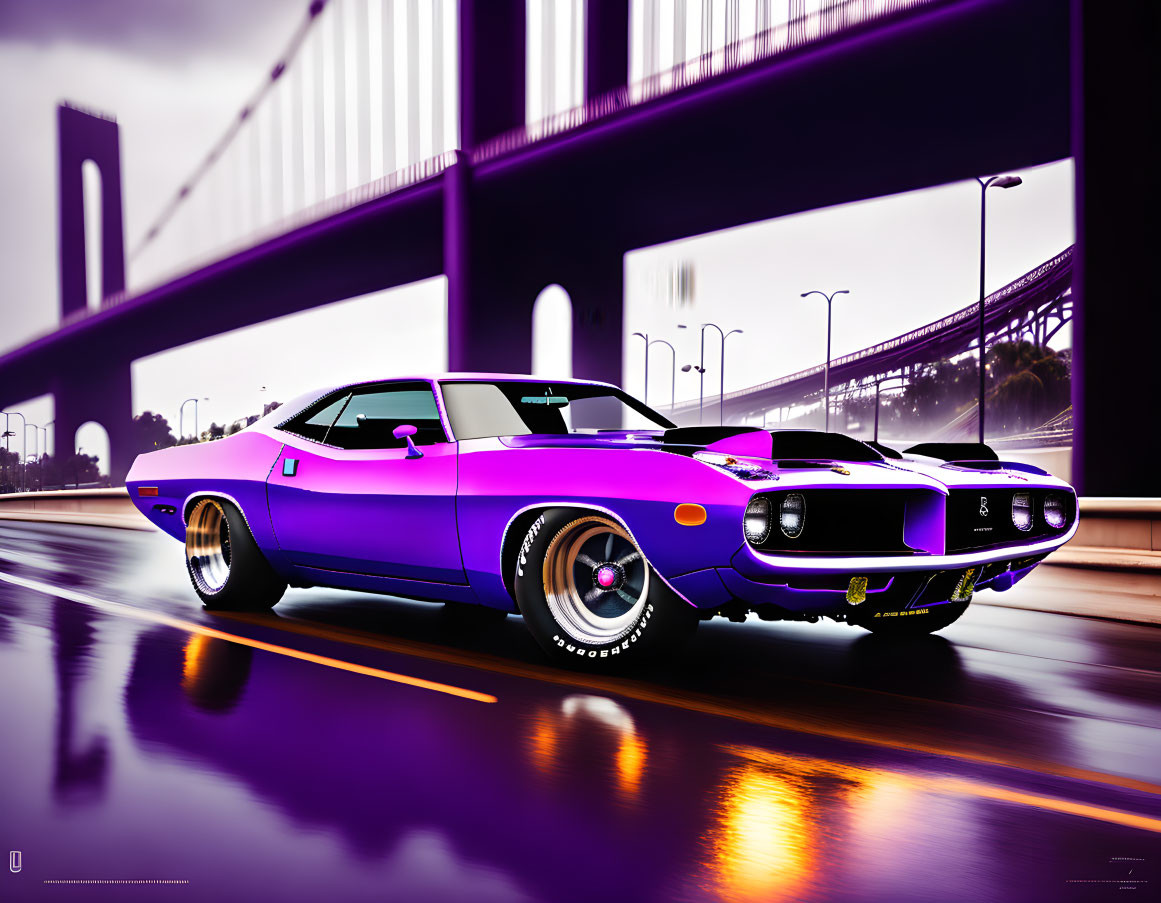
[186,499,232,595]
[543,517,650,645]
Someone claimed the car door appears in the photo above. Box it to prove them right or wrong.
[266,381,465,584]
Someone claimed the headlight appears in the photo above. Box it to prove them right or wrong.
[780,493,806,539]
[1011,492,1032,532]
[744,497,771,544]
[1043,493,1067,529]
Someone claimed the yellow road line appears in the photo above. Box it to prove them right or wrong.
[0,570,497,704]
[222,606,1161,799]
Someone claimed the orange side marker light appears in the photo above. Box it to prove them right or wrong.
[675,503,707,526]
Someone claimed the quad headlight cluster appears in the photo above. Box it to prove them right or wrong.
[744,493,806,544]
[1011,493,1033,532]
[1043,493,1067,529]
[743,497,772,544]
[1011,491,1069,532]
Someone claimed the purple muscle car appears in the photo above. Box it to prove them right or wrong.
[127,374,1078,667]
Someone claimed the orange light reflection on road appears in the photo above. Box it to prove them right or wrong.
[525,695,649,803]
[707,764,812,903]
[181,633,210,692]
[615,731,647,800]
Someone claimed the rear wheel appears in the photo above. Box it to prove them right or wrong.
[850,599,970,636]
[514,510,696,668]
[185,498,286,611]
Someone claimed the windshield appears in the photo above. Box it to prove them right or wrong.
[440,381,675,440]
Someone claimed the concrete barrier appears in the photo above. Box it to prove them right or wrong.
[2,488,1160,570]
[1048,497,1161,570]
[0,488,149,531]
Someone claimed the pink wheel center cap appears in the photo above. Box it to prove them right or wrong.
[596,566,617,588]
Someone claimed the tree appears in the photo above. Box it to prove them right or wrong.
[132,411,177,455]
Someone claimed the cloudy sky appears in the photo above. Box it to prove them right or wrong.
[0,1,1073,466]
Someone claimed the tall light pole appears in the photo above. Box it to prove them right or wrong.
[3,410,27,491]
[718,328,744,425]
[872,375,908,443]
[648,339,678,412]
[26,424,39,465]
[975,174,1022,443]
[42,421,53,458]
[1,413,10,491]
[180,397,208,441]
[680,363,706,422]
[631,332,650,405]
[800,290,850,431]
[678,322,743,425]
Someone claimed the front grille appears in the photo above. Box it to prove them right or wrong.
[945,488,1075,553]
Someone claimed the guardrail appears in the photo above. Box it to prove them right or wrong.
[1,490,1159,571]
[0,488,148,531]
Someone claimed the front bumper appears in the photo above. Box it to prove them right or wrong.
[666,518,1075,613]
[731,515,1077,578]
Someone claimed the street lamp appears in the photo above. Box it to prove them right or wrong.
[678,322,744,425]
[26,425,39,488]
[974,174,1022,443]
[42,421,53,459]
[872,375,908,443]
[179,397,209,441]
[648,339,678,412]
[800,289,850,431]
[2,410,27,491]
[680,363,705,421]
[631,332,650,405]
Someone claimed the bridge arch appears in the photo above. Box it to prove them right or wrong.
[81,159,103,311]
[532,284,573,378]
[74,421,110,482]
[57,105,126,320]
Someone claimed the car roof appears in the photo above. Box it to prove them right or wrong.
[334,373,617,391]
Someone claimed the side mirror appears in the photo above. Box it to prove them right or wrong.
[393,424,423,459]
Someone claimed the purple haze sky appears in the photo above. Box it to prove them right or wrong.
[0,1,1073,466]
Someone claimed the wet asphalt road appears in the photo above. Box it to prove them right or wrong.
[0,521,1158,902]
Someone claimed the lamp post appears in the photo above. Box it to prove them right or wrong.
[800,289,850,431]
[179,397,208,441]
[631,332,650,405]
[678,322,743,425]
[42,421,53,458]
[680,363,706,421]
[26,425,39,488]
[648,339,678,412]
[1,413,10,491]
[872,375,908,443]
[718,328,744,426]
[974,174,1022,443]
[3,410,27,492]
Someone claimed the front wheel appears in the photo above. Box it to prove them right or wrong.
[514,510,697,668]
[185,498,286,611]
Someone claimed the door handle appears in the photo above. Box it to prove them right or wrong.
[282,458,299,477]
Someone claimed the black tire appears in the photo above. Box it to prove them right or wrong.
[185,498,286,611]
[850,599,970,636]
[513,509,697,668]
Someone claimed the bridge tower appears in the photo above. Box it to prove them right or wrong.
[55,104,134,484]
[448,0,631,384]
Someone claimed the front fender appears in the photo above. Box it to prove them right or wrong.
[456,440,751,608]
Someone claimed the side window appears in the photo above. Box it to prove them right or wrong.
[326,384,447,450]
[278,391,351,443]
